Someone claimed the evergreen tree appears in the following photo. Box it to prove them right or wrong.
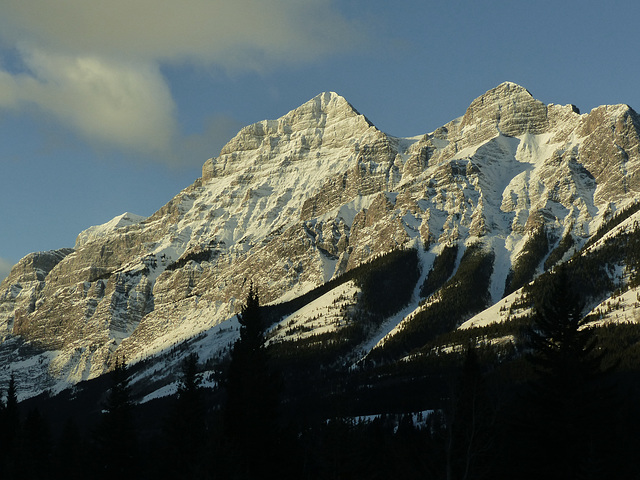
[445,344,495,480]
[5,373,19,442]
[94,356,138,479]
[0,374,20,479]
[164,353,208,479]
[508,267,612,479]
[222,283,281,479]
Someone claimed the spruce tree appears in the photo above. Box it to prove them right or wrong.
[0,374,20,479]
[5,374,19,442]
[165,353,208,479]
[222,283,280,479]
[510,267,611,479]
[95,356,138,479]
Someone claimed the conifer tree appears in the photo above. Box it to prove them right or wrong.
[5,373,19,441]
[511,267,611,479]
[0,374,20,478]
[165,353,208,479]
[95,356,138,479]
[222,283,280,479]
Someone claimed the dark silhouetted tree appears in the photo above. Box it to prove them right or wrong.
[0,374,20,479]
[94,356,138,479]
[222,283,281,479]
[508,267,613,479]
[445,344,495,480]
[5,373,19,440]
[164,353,208,479]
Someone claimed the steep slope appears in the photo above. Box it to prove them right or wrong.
[3,83,640,399]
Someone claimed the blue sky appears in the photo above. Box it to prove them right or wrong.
[2,0,640,281]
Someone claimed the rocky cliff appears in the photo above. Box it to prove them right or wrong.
[3,83,640,398]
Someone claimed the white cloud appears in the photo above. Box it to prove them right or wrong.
[0,257,14,284]
[0,1,365,69]
[0,1,367,160]
[0,49,176,154]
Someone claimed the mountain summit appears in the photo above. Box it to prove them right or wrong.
[459,81,550,138]
[202,91,375,180]
[3,83,640,399]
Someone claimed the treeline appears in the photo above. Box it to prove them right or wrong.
[265,248,421,415]
[420,244,458,299]
[504,226,549,295]
[262,247,420,325]
[583,200,640,250]
[371,243,494,362]
[524,223,640,306]
[544,229,575,270]
[353,248,420,319]
[266,248,420,365]
[0,362,144,480]
[11,232,640,478]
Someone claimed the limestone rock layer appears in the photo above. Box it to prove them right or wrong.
[3,83,640,395]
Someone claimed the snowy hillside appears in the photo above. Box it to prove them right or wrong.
[3,82,640,400]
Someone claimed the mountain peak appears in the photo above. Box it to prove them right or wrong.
[75,212,146,248]
[301,91,369,120]
[7,81,640,405]
[280,91,373,130]
[203,91,378,180]
[458,81,548,139]
[493,81,533,95]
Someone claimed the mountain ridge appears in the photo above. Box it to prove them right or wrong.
[3,82,640,399]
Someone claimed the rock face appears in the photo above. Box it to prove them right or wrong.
[456,82,550,147]
[3,83,640,397]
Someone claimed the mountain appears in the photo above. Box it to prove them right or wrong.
[3,82,640,400]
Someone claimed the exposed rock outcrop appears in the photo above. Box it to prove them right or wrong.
[4,83,640,397]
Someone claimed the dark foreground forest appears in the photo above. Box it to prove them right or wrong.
[2,269,640,480]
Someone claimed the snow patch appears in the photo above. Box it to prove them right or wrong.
[267,281,360,344]
[75,212,146,247]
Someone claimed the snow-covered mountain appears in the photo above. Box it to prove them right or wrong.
[3,82,640,400]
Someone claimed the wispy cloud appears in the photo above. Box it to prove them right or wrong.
[0,50,176,154]
[0,1,367,161]
[0,1,365,68]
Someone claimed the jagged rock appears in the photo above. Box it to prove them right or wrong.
[2,248,74,285]
[5,83,640,398]
[460,82,549,137]
[578,105,640,203]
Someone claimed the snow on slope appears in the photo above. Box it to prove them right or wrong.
[133,316,240,403]
[75,212,147,247]
[587,286,640,326]
[267,281,360,344]
[6,83,640,401]
[356,244,435,358]
[458,290,525,330]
